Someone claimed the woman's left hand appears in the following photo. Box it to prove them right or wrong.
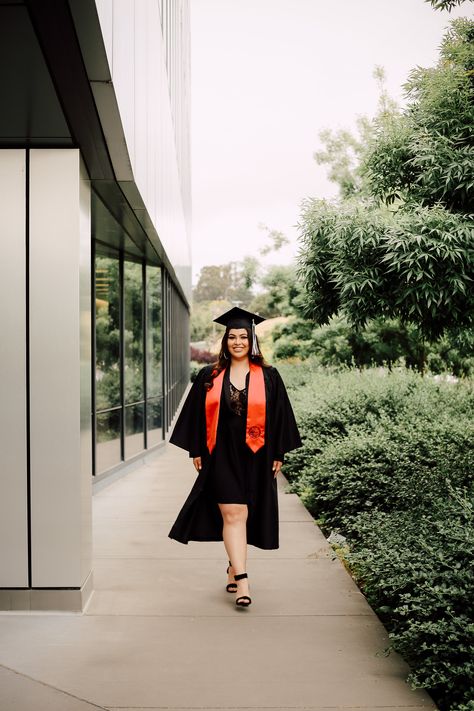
[272,460,283,478]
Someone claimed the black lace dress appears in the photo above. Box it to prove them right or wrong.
[208,367,257,504]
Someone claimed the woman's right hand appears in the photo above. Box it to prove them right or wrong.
[193,457,202,472]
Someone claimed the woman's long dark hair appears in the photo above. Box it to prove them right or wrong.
[204,326,269,391]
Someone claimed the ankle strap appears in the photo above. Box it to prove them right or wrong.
[234,572,247,580]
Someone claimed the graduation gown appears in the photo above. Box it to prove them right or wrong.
[168,364,302,549]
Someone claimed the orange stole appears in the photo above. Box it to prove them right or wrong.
[205,363,266,454]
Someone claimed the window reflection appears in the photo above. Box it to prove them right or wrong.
[125,403,145,457]
[93,249,166,475]
[95,256,120,410]
[147,397,162,447]
[124,260,144,405]
[124,260,145,457]
[96,409,122,473]
[147,265,162,444]
[95,255,122,470]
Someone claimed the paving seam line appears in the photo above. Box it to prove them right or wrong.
[0,662,109,710]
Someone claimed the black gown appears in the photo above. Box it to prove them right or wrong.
[208,367,258,504]
[168,364,302,550]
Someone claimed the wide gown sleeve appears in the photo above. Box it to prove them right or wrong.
[270,367,302,462]
[168,366,210,457]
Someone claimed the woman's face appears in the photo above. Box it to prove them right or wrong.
[227,328,250,360]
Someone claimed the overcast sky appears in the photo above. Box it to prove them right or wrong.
[190,0,470,284]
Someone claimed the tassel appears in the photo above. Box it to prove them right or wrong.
[251,318,260,356]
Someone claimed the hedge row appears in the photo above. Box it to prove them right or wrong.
[279,362,474,711]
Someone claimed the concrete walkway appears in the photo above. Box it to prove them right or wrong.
[0,444,436,711]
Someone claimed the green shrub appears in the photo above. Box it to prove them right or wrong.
[278,362,474,710]
[281,364,473,488]
[426,329,474,378]
[273,316,474,376]
[273,337,314,360]
[293,417,473,532]
[348,498,474,711]
[272,318,314,342]
[189,361,201,382]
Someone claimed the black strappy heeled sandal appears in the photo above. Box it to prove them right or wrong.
[226,560,237,592]
[234,572,252,607]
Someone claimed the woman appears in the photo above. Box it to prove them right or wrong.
[168,307,302,608]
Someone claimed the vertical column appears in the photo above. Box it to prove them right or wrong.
[0,150,28,589]
[29,149,92,596]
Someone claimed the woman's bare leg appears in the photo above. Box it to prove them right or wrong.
[218,503,250,599]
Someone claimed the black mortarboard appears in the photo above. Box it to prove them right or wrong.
[213,307,266,356]
[213,306,265,329]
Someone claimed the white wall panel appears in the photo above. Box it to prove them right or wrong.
[79,158,93,584]
[111,0,135,169]
[95,0,191,297]
[29,149,92,588]
[0,149,28,587]
[134,1,148,202]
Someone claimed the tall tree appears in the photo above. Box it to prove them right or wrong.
[313,67,397,199]
[364,20,474,212]
[249,265,300,318]
[193,265,232,303]
[298,19,474,343]
[258,223,290,255]
[193,262,255,306]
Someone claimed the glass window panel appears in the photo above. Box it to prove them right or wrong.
[125,403,145,458]
[96,409,122,473]
[124,260,144,404]
[147,397,162,447]
[146,265,162,399]
[95,255,120,410]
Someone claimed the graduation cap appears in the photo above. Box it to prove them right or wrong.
[213,307,266,357]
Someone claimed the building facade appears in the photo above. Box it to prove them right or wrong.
[0,0,191,611]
